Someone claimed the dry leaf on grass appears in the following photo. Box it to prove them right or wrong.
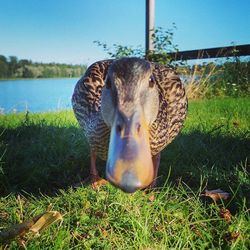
[224,231,240,242]
[73,177,108,189]
[0,212,9,220]
[202,189,230,202]
[232,121,240,128]
[92,178,109,189]
[0,210,63,243]
[148,195,155,202]
[94,210,106,218]
[99,227,108,238]
[219,208,232,223]
[190,225,202,238]
[71,231,88,241]
[29,211,63,233]
[142,191,156,202]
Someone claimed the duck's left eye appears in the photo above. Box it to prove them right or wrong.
[149,75,155,88]
[106,77,112,89]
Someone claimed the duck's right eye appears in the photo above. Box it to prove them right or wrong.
[149,75,155,88]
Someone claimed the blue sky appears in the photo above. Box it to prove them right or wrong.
[0,0,249,65]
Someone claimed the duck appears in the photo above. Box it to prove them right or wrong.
[72,57,187,193]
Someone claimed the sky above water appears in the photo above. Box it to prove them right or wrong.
[0,0,249,65]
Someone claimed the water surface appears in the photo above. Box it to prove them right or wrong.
[0,78,79,113]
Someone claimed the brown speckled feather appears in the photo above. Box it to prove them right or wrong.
[149,63,187,154]
[72,59,187,160]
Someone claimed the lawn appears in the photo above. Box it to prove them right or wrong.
[0,97,249,249]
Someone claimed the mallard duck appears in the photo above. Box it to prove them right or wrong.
[72,58,187,193]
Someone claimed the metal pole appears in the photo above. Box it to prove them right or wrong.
[145,0,155,56]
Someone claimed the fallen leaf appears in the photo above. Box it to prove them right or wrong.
[71,231,88,241]
[202,189,230,202]
[0,210,63,243]
[94,211,105,218]
[224,231,240,242]
[92,178,108,189]
[190,225,202,238]
[0,213,44,242]
[99,227,108,238]
[0,212,9,220]
[148,195,155,202]
[219,208,232,223]
[232,121,240,128]
[29,211,63,234]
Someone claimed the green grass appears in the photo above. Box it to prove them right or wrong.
[0,97,249,249]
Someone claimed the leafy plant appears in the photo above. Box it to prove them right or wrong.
[93,41,144,59]
[211,56,250,97]
[94,24,181,66]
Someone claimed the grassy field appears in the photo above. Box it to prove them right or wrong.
[0,97,249,249]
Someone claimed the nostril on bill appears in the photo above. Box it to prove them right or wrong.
[136,122,141,134]
[116,124,122,134]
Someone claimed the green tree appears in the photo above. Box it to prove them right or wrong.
[0,55,87,79]
[0,55,8,78]
[22,66,34,78]
[8,56,18,77]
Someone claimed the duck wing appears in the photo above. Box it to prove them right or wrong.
[149,63,188,155]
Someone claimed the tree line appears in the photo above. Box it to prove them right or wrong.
[0,55,87,79]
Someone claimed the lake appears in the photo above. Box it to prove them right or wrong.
[0,78,80,113]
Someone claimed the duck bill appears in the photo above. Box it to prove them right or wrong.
[106,111,154,193]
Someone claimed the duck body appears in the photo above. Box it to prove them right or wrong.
[72,58,187,193]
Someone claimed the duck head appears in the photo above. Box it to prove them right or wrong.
[101,58,159,193]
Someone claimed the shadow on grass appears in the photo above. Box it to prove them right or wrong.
[0,124,249,202]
